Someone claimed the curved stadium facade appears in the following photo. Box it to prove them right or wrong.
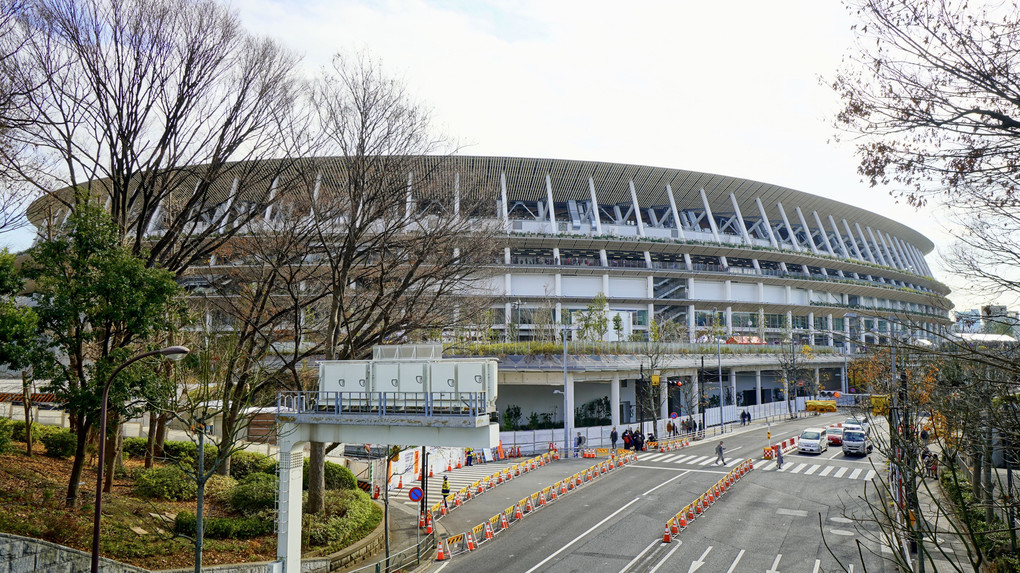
[27,156,953,430]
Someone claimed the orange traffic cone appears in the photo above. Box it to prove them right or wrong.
[501,512,510,531]
[397,475,403,489]
[539,492,546,507]
[609,458,614,470]
[679,513,687,529]
[497,472,504,484]
[419,512,426,528]
[525,497,534,513]
[484,521,494,540]
[446,460,452,472]
[426,514,433,534]
[687,504,695,521]
[663,523,672,543]
[455,493,462,507]
[456,457,462,469]
[551,486,557,501]
[440,499,449,515]
[560,481,568,495]
[466,532,476,551]
[436,539,446,561]
[575,473,581,486]
[429,466,434,477]
[515,503,524,520]
[671,519,680,535]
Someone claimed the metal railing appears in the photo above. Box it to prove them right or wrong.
[277,391,490,418]
[345,531,436,573]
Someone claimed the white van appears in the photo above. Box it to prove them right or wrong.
[798,427,828,454]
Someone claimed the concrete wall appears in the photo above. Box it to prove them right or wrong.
[0,532,150,573]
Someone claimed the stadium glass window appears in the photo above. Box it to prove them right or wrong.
[814,316,827,330]
[764,314,785,329]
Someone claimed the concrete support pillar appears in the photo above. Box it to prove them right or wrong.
[729,370,737,408]
[755,370,762,405]
[611,376,621,428]
[565,372,575,440]
[660,376,669,430]
[278,429,306,573]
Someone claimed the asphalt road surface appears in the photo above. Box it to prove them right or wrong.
[427,412,901,573]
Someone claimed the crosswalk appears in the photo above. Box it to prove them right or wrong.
[639,452,879,482]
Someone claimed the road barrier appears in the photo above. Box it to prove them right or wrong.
[434,452,632,560]
[662,459,754,543]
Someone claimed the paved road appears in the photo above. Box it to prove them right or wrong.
[419,413,910,573]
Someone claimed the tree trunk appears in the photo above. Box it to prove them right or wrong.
[155,412,169,458]
[144,412,158,468]
[972,442,983,500]
[65,424,90,508]
[21,372,32,457]
[307,442,326,513]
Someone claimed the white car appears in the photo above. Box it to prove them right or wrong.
[845,417,870,435]
[798,427,828,454]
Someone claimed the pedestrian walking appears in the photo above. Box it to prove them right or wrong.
[574,432,584,457]
[715,441,725,465]
[776,446,784,470]
[610,426,619,450]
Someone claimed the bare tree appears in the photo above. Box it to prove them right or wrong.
[1,0,310,272]
[634,318,687,436]
[302,52,501,513]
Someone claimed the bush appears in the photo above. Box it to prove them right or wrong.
[8,420,61,443]
[229,450,271,482]
[122,437,149,459]
[304,489,381,549]
[204,474,237,505]
[174,510,274,540]
[135,466,197,501]
[324,461,357,490]
[230,472,277,515]
[40,428,76,459]
[0,419,12,454]
[161,440,217,467]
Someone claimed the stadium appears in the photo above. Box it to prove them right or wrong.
[26,156,954,434]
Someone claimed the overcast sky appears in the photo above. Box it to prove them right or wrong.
[1,0,983,312]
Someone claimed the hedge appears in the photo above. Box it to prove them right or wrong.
[304,489,382,549]
[40,429,76,459]
[229,450,271,482]
[257,458,357,490]
[7,420,62,443]
[174,510,274,539]
[230,472,277,515]
[0,419,12,454]
[135,466,197,501]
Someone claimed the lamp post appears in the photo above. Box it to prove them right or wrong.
[717,337,723,434]
[562,325,570,455]
[92,345,189,573]
[842,341,850,395]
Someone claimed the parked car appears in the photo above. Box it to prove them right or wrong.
[798,427,828,454]
[842,429,872,456]
[845,416,870,435]
[827,427,844,446]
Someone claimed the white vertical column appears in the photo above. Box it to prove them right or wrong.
[611,376,621,427]
[688,304,696,343]
[729,193,751,244]
[666,184,685,239]
[263,178,279,223]
[278,431,305,573]
[755,370,762,405]
[699,188,721,242]
[880,232,903,268]
[404,172,413,221]
[776,203,802,251]
[545,174,557,233]
[500,172,510,233]
[629,180,646,236]
[588,177,603,234]
[755,198,780,248]
[453,172,461,220]
[565,372,575,440]
[660,378,669,429]
[218,178,239,232]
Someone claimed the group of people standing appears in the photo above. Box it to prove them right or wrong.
[610,426,650,451]
[739,410,752,425]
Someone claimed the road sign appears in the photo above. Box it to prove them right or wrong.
[408,487,423,502]
[670,412,678,419]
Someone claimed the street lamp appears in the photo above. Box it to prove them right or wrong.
[717,336,724,434]
[92,345,189,573]
[561,325,572,455]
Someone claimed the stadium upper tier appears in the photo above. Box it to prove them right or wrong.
[26,156,952,343]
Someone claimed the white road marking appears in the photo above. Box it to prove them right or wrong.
[618,539,658,573]
[813,559,821,573]
[725,459,741,467]
[834,467,848,478]
[689,455,710,464]
[830,517,853,523]
[523,497,641,573]
[777,508,809,517]
[849,468,862,479]
[686,546,712,573]
[724,549,745,573]
[644,453,666,462]
[766,553,782,573]
[864,470,876,481]
[830,529,855,536]
[434,563,449,573]
[789,464,806,474]
[699,457,717,466]
[819,466,834,477]
[643,471,691,496]
[675,455,697,464]
[648,540,684,573]
[758,461,775,471]
[804,464,821,475]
